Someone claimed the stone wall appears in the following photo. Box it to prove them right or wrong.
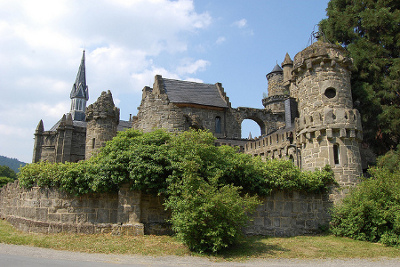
[0,181,332,237]
[244,190,332,236]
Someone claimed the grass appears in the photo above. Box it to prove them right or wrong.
[0,219,399,260]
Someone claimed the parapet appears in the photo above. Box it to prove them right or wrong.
[292,41,353,77]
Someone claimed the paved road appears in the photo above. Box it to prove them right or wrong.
[1,243,400,267]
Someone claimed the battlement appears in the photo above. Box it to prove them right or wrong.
[292,41,353,77]
[244,128,296,161]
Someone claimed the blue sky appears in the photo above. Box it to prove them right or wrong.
[0,0,330,163]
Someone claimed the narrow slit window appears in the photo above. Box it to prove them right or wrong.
[333,144,340,165]
[92,138,96,149]
[215,116,221,134]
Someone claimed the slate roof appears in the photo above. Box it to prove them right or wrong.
[70,51,89,101]
[49,118,87,132]
[268,64,283,75]
[162,78,228,108]
[49,117,130,132]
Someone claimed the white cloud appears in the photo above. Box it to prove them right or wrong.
[176,58,210,75]
[216,36,226,45]
[233,19,247,29]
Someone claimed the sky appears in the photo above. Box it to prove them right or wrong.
[0,0,330,163]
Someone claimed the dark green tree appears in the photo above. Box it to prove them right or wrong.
[0,165,17,180]
[320,0,400,155]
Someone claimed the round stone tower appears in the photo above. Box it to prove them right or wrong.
[292,41,363,191]
[262,64,289,113]
[85,90,120,159]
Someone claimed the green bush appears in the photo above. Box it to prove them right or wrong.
[0,176,14,188]
[165,162,260,253]
[330,151,400,247]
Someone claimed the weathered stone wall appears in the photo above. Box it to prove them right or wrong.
[244,190,332,236]
[0,181,127,234]
[134,87,243,139]
[85,91,120,159]
[244,128,297,164]
[69,127,86,162]
[0,181,332,237]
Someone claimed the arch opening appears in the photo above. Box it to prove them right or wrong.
[241,119,262,139]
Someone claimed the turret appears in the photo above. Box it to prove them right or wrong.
[70,51,89,121]
[281,53,293,88]
[32,120,44,163]
[293,40,363,194]
[85,91,120,159]
[262,63,289,114]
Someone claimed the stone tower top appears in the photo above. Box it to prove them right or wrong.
[266,64,283,80]
[70,51,89,121]
[292,41,353,77]
[281,53,293,87]
[85,90,120,160]
[85,90,120,122]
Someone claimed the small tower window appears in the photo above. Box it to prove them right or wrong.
[325,87,337,99]
[333,143,340,165]
[92,138,96,149]
[215,116,222,134]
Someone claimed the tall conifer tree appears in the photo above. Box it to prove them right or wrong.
[320,0,400,154]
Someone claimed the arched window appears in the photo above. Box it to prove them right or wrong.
[215,116,221,134]
[333,143,340,165]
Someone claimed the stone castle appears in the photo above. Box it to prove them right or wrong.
[32,39,364,190]
[0,38,366,237]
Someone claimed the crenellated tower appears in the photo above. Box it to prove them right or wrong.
[85,90,120,159]
[292,40,363,192]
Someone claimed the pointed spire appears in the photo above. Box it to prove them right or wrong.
[70,51,89,121]
[66,113,73,126]
[70,50,89,101]
[282,53,293,67]
[35,120,44,134]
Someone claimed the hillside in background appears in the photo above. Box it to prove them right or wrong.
[0,155,26,173]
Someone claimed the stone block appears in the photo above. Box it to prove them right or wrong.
[97,209,110,223]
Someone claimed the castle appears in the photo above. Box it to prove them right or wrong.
[32,39,364,190]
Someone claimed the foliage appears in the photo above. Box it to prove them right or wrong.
[319,0,400,155]
[165,166,260,253]
[0,176,14,188]
[0,155,26,173]
[0,165,17,180]
[18,129,335,197]
[330,151,400,247]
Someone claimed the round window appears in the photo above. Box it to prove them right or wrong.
[324,87,336,99]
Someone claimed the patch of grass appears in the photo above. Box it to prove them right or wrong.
[0,219,399,260]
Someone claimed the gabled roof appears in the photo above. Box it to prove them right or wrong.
[70,51,89,101]
[162,78,228,108]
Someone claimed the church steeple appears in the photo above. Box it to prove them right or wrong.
[70,50,89,121]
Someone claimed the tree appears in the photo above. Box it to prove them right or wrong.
[330,152,400,247]
[320,0,400,155]
[0,165,17,180]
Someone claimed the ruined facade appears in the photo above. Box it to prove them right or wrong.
[32,40,364,193]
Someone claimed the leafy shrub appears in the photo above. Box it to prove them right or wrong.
[165,162,260,253]
[0,176,14,188]
[330,151,400,247]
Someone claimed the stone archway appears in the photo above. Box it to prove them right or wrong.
[234,107,284,137]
